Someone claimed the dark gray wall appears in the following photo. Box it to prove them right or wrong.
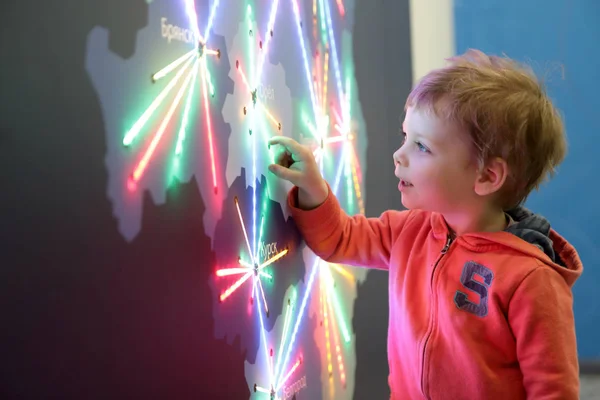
[352,0,413,398]
[0,0,413,398]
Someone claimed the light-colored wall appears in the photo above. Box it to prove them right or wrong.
[408,0,455,83]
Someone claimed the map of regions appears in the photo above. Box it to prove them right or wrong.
[245,284,322,399]
[220,7,295,211]
[85,0,369,397]
[86,0,234,242]
[210,170,306,363]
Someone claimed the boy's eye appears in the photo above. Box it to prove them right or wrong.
[415,141,430,153]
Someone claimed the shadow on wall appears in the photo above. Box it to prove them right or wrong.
[351,0,413,398]
[0,1,249,398]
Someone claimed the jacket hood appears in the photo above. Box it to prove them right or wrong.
[430,207,583,287]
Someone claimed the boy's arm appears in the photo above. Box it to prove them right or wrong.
[508,267,579,399]
[288,184,411,270]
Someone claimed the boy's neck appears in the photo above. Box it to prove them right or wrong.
[442,207,508,237]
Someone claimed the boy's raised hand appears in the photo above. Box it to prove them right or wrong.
[268,136,329,210]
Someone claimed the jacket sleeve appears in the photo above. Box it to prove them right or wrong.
[508,266,579,400]
[287,184,412,270]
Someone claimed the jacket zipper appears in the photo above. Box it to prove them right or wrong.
[420,234,453,398]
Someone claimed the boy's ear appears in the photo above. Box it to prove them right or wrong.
[473,157,508,197]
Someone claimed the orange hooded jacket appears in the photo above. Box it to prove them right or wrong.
[287,186,583,400]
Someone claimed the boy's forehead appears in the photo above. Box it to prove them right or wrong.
[404,106,467,145]
[403,107,440,135]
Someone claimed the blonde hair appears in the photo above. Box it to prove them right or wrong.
[405,49,567,209]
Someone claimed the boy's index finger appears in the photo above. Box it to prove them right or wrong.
[268,136,307,159]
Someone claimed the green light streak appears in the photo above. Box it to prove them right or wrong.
[124,55,196,146]
[175,60,200,156]
[318,0,328,46]
[324,264,351,343]
[274,289,297,384]
[152,49,197,82]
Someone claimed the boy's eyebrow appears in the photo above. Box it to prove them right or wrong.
[404,125,440,146]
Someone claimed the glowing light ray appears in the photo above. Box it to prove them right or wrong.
[238,62,282,134]
[336,0,346,16]
[324,134,346,144]
[255,280,274,385]
[276,358,302,392]
[260,271,273,279]
[322,267,333,380]
[131,59,198,184]
[254,385,271,394]
[259,249,289,269]
[257,277,270,316]
[236,62,251,90]
[330,263,355,283]
[275,256,320,386]
[259,102,281,132]
[244,6,258,281]
[234,196,255,263]
[322,0,346,119]
[251,276,258,300]
[256,217,266,263]
[199,56,219,192]
[216,267,251,277]
[327,289,347,386]
[184,0,204,43]
[274,292,296,382]
[257,113,271,149]
[331,107,343,128]
[152,49,197,82]
[313,50,322,107]
[302,113,319,139]
[317,0,328,45]
[175,61,200,156]
[323,47,330,111]
[291,0,320,124]
[350,150,365,214]
[239,258,253,269]
[332,140,348,194]
[345,75,352,128]
[345,143,353,206]
[252,108,257,287]
[203,0,221,42]
[324,264,351,343]
[124,56,195,146]
[255,189,270,264]
[255,0,280,84]
[350,144,364,184]
[219,272,252,302]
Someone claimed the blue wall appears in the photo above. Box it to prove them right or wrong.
[454,0,600,359]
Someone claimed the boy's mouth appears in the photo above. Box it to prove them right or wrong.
[400,179,413,187]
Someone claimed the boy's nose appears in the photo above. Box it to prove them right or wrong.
[393,149,406,167]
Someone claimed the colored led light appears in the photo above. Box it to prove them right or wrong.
[175,61,200,156]
[152,49,197,82]
[124,56,195,147]
[131,59,198,183]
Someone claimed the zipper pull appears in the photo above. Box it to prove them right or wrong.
[441,235,452,254]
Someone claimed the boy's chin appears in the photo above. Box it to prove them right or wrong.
[400,195,414,210]
[400,196,429,212]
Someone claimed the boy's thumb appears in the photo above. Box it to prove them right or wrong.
[268,164,301,185]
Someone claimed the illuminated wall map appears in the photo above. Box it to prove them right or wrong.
[86,0,367,398]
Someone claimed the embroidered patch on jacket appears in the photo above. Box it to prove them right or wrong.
[454,261,494,317]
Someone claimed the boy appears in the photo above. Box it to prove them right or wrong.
[267,49,583,399]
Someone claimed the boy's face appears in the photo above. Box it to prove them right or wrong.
[394,106,479,213]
